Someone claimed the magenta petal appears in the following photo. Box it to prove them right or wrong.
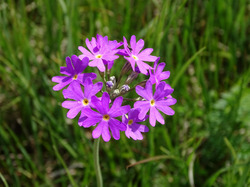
[154,107,165,124]
[85,38,94,53]
[153,82,166,100]
[108,96,122,115]
[65,56,74,73]
[66,105,82,119]
[130,35,136,50]
[101,92,110,113]
[78,46,94,60]
[84,81,103,98]
[156,98,177,106]
[102,122,111,142]
[81,117,101,128]
[135,39,144,54]
[62,101,79,109]
[124,56,135,71]
[153,57,160,70]
[156,104,175,116]
[134,131,143,140]
[134,101,150,120]
[52,77,72,91]
[92,121,105,139]
[82,108,102,118]
[91,96,105,114]
[62,81,84,100]
[159,71,170,80]
[138,48,153,57]
[52,76,67,83]
[90,59,105,72]
[145,81,153,99]
[110,105,130,118]
[156,62,166,74]
[138,125,149,132]
[149,107,157,127]
[113,118,126,131]
[136,61,148,75]
[109,119,121,140]
[135,85,151,100]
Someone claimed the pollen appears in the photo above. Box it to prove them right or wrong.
[73,74,78,80]
[132,55,138,60]
[150,99,155,106]
[82,98,89,106]
[103,114,110,121]
[128,119,133,125]
[95,54,102,59]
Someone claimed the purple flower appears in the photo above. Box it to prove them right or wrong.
[52,55,97,91]
[123,108,149,140]
[61,78,103,119]
[78,34,122,72]
[123,35,158,75]
[81,92,130,142]
[149,57,170,87]
[134,81,176,127]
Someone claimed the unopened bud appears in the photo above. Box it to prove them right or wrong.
[121,61,132,75]
[120,85,130,94]
[106,81,114,88]
[125,71,139,85]
[111,89,120,98]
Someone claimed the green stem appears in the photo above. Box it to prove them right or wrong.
[94,138,103,187]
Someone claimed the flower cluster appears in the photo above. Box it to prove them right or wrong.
[52,34,176,142]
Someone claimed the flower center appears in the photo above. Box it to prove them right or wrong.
[150,99,155,106]
[103,114,110,121]
[73,74,78,80]
[128,119,133,125]
[132,55,138,60]
[82,98,89,106]
[95,54,102,59]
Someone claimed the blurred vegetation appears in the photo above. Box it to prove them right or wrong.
[0,0,249,186]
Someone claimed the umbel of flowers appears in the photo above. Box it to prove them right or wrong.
[52,34,176,142]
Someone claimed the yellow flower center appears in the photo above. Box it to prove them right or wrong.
[128,119,133,125]
[73,74,78,80]
[103,114,110,121]
[82,98,89,106]
[132,55,138,60]
[150,99,155,106]
[95,54,102,59]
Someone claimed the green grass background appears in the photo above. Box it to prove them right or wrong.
[0,0,249,186]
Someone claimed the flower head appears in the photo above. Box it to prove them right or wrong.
[134,81,176,127]
[81,92,130,142]
[52,55,97,91]
[123,108,149,140]
[123,35,157,75]
[149,57,170,87]
[61,78,103,119]
[78,34,122,72]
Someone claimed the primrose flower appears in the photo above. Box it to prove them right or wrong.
[81,92,130,142]
[78,34,122,72]
[134,81,176,127]
[52,34,177,141]
[149,57,170,87]
[52,55,97,91]
[123,108,149,140]
[123,35,157,75]
[61,78,103,119]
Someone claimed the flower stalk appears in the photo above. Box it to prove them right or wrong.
[94,137,103,187]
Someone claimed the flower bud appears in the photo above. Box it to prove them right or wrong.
[120,85,130,94]
[121,61,132,75]
[125,71,139,85]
